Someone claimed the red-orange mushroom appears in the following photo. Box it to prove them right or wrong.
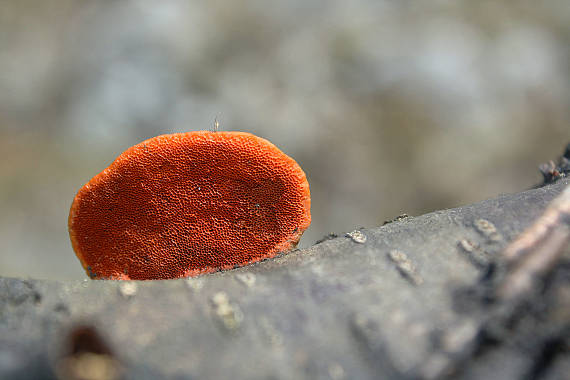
[68,131,311,280]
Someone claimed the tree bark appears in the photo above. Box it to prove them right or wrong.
[1,179,569,380]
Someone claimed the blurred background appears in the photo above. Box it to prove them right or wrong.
[1,0,568,280]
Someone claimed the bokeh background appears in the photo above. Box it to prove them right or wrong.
[1,1,568,280]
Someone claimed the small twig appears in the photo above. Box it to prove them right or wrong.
[497,184,570,300]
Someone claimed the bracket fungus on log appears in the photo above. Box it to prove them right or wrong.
[68,131,311,280]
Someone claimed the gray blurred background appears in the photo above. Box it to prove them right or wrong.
[1,0,568,280]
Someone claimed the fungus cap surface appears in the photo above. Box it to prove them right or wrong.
[68,131,311,280]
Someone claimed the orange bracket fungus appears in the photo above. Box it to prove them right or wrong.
[68,131,311,280]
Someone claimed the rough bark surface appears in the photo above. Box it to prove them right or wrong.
[1,179,569,380]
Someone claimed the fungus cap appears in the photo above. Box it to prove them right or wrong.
[68,131,311,280]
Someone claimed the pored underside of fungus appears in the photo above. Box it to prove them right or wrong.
[68,131,311,280]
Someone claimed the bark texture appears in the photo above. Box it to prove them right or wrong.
[1,179,569,380]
